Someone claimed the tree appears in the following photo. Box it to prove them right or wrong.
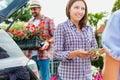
[88,12,107,32]
[112,0,120,12]
[88,12,107,47]
[5,3,32,24]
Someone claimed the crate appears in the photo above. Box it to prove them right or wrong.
[16,36,43,50]
[50,59,61,77]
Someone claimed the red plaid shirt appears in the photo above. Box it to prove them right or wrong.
[26,15,55,59]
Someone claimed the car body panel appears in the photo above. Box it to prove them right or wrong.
[0,0,40,79]
[0,29,40,79]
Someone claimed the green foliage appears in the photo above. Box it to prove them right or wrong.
[112,0,120,12]
[12,4,32,22]
[0,25,7,30]
[88,12,107,47]
[91,56,103,70]
[5,3,32,24]
[8,22,26,41]
[9,21,46,42]
[88,12,107,30]
[11,21,26,30]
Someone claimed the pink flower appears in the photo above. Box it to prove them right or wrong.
[93,72,103,80]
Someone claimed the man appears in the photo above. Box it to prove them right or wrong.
[26,0,55,80]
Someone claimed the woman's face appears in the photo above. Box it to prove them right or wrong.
[70,1,85,24]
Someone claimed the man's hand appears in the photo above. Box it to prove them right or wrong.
[39,41,49,50]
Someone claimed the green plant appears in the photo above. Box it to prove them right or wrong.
[91,55,103,70]
[88,12,108,48]
[8,22,47,42]
[112,0,120,12]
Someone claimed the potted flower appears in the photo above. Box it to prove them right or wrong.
[8,22,49,50]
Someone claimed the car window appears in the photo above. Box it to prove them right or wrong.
[0,30,25,58]
[0,0,13,10]
[0,47,9,59]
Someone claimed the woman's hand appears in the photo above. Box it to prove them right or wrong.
[76,49,90,59]
[68,49,90,59]
[88,48,99,59]
[89,52,99,59]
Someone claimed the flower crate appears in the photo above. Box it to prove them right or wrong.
[16,36,43,50]
[8,22,48,50]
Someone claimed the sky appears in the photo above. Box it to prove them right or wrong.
[40,0,115,26]
[0,0,115,26]
[86,0,115,13]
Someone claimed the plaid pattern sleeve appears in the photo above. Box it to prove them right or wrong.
[87,26,98,60]
[89,27,98,48]
[48,19,56,37]
[37,16,55,59]
[54,24,70,61]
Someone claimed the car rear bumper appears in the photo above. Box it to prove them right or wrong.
[0,66,30,80]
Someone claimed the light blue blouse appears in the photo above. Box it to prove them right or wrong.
[102,10,120,60]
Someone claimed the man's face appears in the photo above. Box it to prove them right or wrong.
[30,7,41,17]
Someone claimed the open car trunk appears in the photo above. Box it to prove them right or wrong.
[0,0,29,23]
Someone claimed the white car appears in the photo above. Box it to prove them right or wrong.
[0,0,40,80]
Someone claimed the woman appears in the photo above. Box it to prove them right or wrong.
[102,10,120,80]
[54,0,98,80]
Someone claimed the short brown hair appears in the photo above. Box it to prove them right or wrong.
[66,0,88,29]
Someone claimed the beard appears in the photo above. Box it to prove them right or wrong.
[32,12,39,18]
